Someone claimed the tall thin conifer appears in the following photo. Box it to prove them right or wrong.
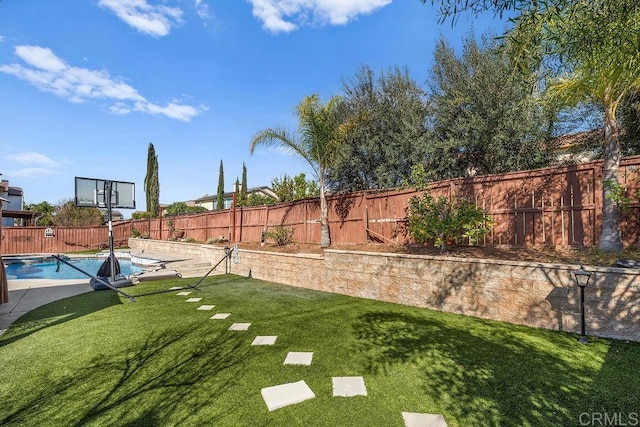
[239,162,248,207]
[144,143,160,216]
[216,160,225,210]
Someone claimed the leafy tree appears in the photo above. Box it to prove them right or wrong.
[425,33,552,180]
[144,142,160,217]
[54,200,104,226]
[216,160,225,210]
[239,163,248,207]
[424,1,640,252]
[329,65,429,191]
[164,202,208,216]
[619,91,640,156]
[131,211,155,220]
[271,173,319,202]
[24,201,55,226]
[251,94,344,248]
[246,193,278,207]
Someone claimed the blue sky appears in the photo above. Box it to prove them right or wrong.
[0,0,504,216]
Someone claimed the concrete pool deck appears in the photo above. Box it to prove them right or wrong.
[0,279,93,334]
[0,250,217,335]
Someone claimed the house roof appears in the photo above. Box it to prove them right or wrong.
[194,186,277,203]
[552,129,603,151]
[0,209,41,221]
[7,187,23,197]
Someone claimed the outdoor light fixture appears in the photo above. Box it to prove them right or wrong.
[573,265,593,344]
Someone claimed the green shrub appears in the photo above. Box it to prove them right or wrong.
[164,202,208,216]
[206,237,228,244]
[132,211,156,219]
[263,224,295,246]
[246,193,278,207]
[131,228,141,238]
[408,192,494,252]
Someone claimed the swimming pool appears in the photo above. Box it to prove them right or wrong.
[4,256,144,280]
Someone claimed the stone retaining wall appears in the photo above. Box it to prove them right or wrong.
[129,239,640,341]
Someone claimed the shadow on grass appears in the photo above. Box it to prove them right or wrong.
[581,339,640,416]
[1,327,251,426]
[353,310,614,426]
[0,290,122,348]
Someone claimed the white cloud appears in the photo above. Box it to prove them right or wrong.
[109,102,132,115]
[15,45,66,72]
[6,152,61,167]
[4,152,64,178]
[6,167,63,178]
[98,0,183,37]
[135,101,201,122]
[195,0,210,19]
[0,45,202,122]
[247,0,392,33]
[0,35,5,42]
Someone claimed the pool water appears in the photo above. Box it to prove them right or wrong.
[5,257,144,280]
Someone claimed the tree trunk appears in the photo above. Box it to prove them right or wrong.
[319,176,331,248]
[599,103,623,252]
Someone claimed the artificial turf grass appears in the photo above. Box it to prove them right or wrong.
[0,275,638,426]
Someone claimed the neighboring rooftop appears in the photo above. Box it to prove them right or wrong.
[551,128,603,165]
[193,186,278,210]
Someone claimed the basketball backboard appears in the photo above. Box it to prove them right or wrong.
[75,177,136,209]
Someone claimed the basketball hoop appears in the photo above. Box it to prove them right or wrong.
[74,177,136,284]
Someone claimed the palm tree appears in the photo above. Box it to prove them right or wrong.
[544,1,640,251]
[250,94,342,248]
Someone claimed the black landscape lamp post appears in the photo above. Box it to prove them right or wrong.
[573,265,593,344]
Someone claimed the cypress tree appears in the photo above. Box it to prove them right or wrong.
[239,162,248,207]
[144,143,160,216]
[216,160,225,210]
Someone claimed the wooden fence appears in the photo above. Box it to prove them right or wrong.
[3,156,640,255]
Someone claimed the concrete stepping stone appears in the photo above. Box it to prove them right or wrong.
[228,323,251,331]
[261,380,315,411]
[284,352,313,366]
[210,313,231,320]
[251,336,277,346]
[196,305,215,311]
[185,297,202,303]
[332,376,367,397]
[402,412,448,427]
[176,291,191,296]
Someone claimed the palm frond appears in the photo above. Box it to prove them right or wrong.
[250,126,318,175]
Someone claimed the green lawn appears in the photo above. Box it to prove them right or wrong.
[0,275,638,426]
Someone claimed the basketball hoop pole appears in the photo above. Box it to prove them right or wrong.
[105,180,116,283]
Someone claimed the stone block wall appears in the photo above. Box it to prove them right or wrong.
[129,239,640,341]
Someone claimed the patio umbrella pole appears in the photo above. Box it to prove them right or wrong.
[52,254,136,302]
